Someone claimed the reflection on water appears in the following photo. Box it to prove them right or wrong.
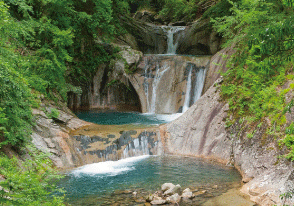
[75,110,182,125]
[58,156,242,205]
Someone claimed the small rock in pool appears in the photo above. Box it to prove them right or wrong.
[166,193,181,203]
[161,183,175,192]
[150,199,166,205]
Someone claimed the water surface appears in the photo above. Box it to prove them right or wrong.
[75,110,182,125]
[59,155,242,205]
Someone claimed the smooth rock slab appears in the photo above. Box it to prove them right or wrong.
[150,199,167,205]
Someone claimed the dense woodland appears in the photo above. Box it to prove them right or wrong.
[0,0,293,205]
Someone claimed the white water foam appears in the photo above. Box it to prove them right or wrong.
[72,155,150,176]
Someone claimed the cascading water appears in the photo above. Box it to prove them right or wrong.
[149,63,169,113]
[182,65,193,113]
[162,26,186,54]
[123,135,150,158]
[143,58,151,112]
[182,65,207,113]
[193,68,206,103]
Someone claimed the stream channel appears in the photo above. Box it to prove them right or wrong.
[58,26,253,205]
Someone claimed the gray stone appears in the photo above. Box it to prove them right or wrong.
[164,184,181,196]
[159,75,294,205]
[166,193,181,204]
[150,199,166,205]
[182,188,194,199]
[161,183,175,192]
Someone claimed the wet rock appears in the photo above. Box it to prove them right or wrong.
[135,198,146,203]
[182,188,194,199]
[169,21,186,26]
[182,197,193,204]
[193,190,207,197]
[134,11,155,23]
[242,177,253,183]
[150,199,166,205]
[161,183,175,192]
[114,190,132,195]
[146,194,154,202]
[166,193,181,204]
[163,184,181,196]
[204,193,214,198]
[212,185,218,189]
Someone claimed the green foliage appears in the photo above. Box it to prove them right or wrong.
[45,108,60,119]
[0,59,33,148]
[158,0,200,22]
[212,0,294,157]
[0,147,66,206]
[202,0,235,19]
[0,0,128,148]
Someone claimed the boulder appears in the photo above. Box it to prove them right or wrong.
[150,199,166,205]
[181,188,195,199]
[161,183,175,192]
[146,194,154,202]
[163,184,181,196]
[166,193,181,204]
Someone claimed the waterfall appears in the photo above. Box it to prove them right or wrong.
[182,65,192,113]
[182,65,207,113]
[143,58,151,112]
[162,26,185,54]
[193,68,206,103]
[122,135,150,158]
[149,63,169,113]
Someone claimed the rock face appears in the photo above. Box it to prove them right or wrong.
[128,55,211,113]
[69,124,162,164]
[159,77,294,205]
[68,18,220,112]
[176,19,222,55]
[68,46,143,112]
[203,47,234,93]
[117,17,221,56]
[32,101,162,168]
[31,102,91,168]
[119,17,167,54]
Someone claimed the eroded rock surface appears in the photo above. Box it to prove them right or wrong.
[128,55,211,113]
[32,101,162,168]
[159,78,294,205]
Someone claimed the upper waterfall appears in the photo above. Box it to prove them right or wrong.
[161,26,186,54]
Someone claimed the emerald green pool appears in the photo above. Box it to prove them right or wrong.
[59,155,242,205]
[75,111,182,125]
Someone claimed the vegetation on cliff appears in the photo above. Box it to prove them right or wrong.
[1,0,293,204]
[0,147,65,205]
[0,0,131,204]
[211,0,294,159]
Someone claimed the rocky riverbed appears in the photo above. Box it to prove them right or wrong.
[73,182,254,206]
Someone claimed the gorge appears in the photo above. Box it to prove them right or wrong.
[1,1,294,206]
[29,19,294,206]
